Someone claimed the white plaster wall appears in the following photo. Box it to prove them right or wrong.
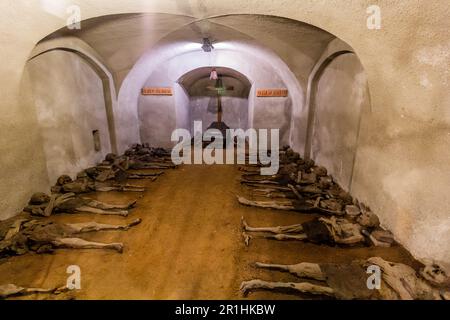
[312,54,368,190]
[351,89,450,265]
[134,47,301,146]
[139,93,177,148]
[138,68,178,147]
[174,83,190,131]
[27,50,112,184]
[28,37,124,155]
[190,96,249,132]
[0,65,50,220]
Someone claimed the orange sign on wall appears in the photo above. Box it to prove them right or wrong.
[256,89,288,97]
[141,87,173,96]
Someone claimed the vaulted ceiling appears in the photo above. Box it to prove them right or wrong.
[40,13,336,90]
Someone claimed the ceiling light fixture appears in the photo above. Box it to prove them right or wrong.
[210,68,218,80]
[202,38,214,52]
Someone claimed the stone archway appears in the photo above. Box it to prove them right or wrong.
[177,66,252,134]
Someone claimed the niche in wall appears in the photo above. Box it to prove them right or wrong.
[93,130,101,152]
[308,53,369,191]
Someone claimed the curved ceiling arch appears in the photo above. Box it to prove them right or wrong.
[37,13,341,90]
[178,66,252,98]
[31,11,362,158]
[117,38,306,134]
[31,12,360,157]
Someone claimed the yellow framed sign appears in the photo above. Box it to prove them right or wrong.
[256,89,288,97]
[141,87,173,96]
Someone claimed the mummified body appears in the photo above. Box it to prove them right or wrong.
[24,192,136,217]
[0,214,142,258]
[240,257,447,300]
[0,283,68,299]
[52,174,146,194]
[123,144,173,163]
[238,146,365,216]
[237,195,347,216]
[241,214,387,247]
[96,153,171,181]
[51,156,165,194]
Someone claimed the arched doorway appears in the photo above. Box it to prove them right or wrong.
[178,67,252,134]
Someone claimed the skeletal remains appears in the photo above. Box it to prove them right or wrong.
[240,257,449,300]
[51,147,176,195]
[239,146,354,207]
[238,146,450,300]
[241,215,391,247]
[122,145,176,170]
[24,192,136,217]
[52,174,147,194]
[0,214,142,258]
[52,161,161,195]
[238,146,394,247]
[0,143,173,299]
[0,283,68,299]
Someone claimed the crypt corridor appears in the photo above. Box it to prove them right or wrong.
[0,1,449,300]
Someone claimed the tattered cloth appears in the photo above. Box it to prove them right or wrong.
[55,197,91,212]
[320,261,381,300]
[0,218,74,257]
[21,221,75,243]
[0,217,19,241]
[301,218,333,244]
[291,200,320,213]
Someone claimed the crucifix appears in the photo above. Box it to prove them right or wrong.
[206,74,234,123]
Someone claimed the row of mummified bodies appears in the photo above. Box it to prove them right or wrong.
[50,144,176,196]
[239,146,392,247]
[0,144,175,299]
[238,146,450,300]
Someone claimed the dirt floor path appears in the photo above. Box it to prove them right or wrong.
[0,164,419,300]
